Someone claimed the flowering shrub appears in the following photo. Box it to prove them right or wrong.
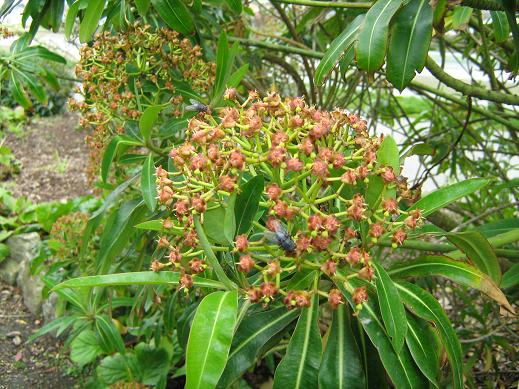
[153,91,423,312]
[69,24,216,182]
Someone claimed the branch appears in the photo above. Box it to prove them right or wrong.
[425,56,519,106]
[263,53,309,99]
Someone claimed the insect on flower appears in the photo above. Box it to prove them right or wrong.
[185,99,210,114]
[265,220,297,254]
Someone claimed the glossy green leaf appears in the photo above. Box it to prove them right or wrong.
[356,0,402,73]
[70,329,102,367]
[396,282,463,389]
[373,261,407,352]
[9,71,31,108]
[227,64,249,88]
[396,178,490,221]
[235,175,264,235]
[445,231,501,284]
[79,0,105,43]
[96,199,147,274]
[139,105,162,141]
[273,295,322,389]
[141,154,157,211]
[491,11,509,43]
[134,219,164,231]
[97,352,137,384]
[203,206,229,244]
[211,31,238,106]
[218,307,299,388]
[53,271,225,290]
[101,135,142,182]
[225,0,242,13]
[135,0,151,15]
[451,6,472,30]
[388,255,513,313]
[405,314,440,388]
[151,0,194,35]
[13,69,46,103]
[318,304,365,389]
[387,0,433,90]
[186,291,238,389]
[65,0,84,39]
[96,315,126,354]
[336,280,427,389]
[366,135,399,208]
[501,263,519,289]
[315,14,364,85]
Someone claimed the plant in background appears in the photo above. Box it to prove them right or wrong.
[69,24,216,183]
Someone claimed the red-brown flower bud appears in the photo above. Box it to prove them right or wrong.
[235,235,249,252]
[328,289,343,309]
[238,255,255,273]
[266,183,282,201]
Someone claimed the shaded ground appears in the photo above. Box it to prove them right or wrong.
[0,283,81,388]
[3,113,92,203]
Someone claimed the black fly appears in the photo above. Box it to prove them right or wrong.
[185,98,210,114]
[265,220,296,254]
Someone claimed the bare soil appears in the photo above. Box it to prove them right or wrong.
[3,113,92,203]
[0,283,81,388]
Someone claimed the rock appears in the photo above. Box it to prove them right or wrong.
[6,331,21,338]
[12,335,22,346]
[42,292,58,329]
[0,233,41,285]
[17,257,44,315]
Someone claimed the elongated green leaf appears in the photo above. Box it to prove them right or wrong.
[396,178,490,221]
[491,11,510,43]
[135,0,151,15]
[28,315,77,342]
[225,0,242,13]
[218,307,299,388]
[318,305,365,389]
[101,135,142,182]
[65,1,82,39]
[151,0,194,35]
[134,219,164,231]
[388,255,513,313]
[451,6,472,30]
[141,154,157,211]
[79,0,105,43]
[405,314,439,388]
[235,175,264,235]
[396,282,463,389]
[9,71,31,108]
[373,261,407,352]
[387,0,433,90]
[96,315,126,354]
[336,280,427,389]
[445,231,501,284]
[356,0,402,73]
[96,200,147,274]
[227,64,249,88]
[315,14,364,85]
[186,291,238,389]
[501,263,519,289]
[13,69,46,104]
[211,32,238,106]
[53,271,225,290]
[15,46,66,64]
[224,193,237,243]
[366,135,399,209]
[273,295,322,389]
[139,105,162,141]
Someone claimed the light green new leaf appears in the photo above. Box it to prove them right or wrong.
[445,231,501,284]
[451,6,472,30]
[70,329,103,367]
[356,0,402,73]
[139,105,162,141]
[373,262,407,352]
[186,291,238,389]
[387,0,433,90]
[396,178,490,221]
[79,0,106,43]
[315,14,364,85]
[388,255,513,313]
[318,304,365,389]
[405,314,440,388]
[396,282,463,389]
[151,0,194,35]
[141,154,157,211]
[218,307,299,388]
[491,11,510,43]
[273,295,322,389]
[53,271,225,290]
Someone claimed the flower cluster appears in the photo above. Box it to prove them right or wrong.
[0,26,14,39]
[153,91,422,311]
[69,24,216,183]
